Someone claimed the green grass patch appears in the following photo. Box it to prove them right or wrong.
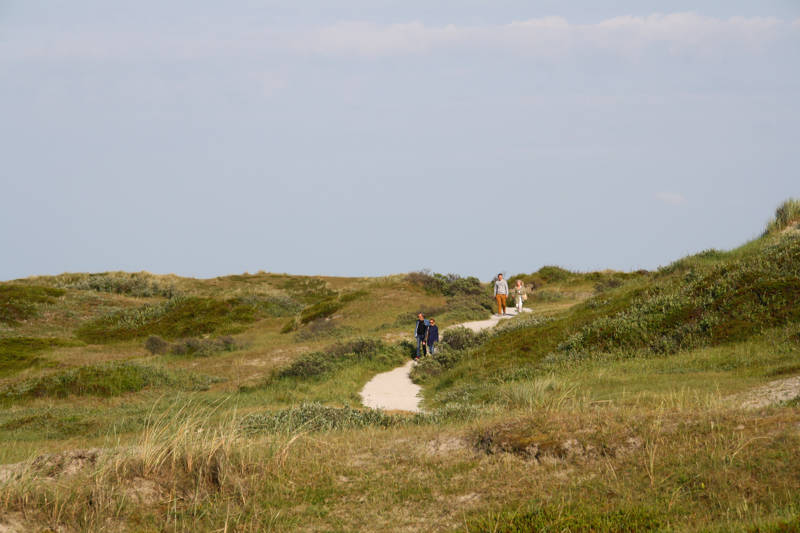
[0,284,65,325]
[0,362,220,404]
[0,337,82,377]
[466,504,664,532]
[75,296,292,342]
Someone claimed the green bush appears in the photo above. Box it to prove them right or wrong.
[407,271,483,296]
[275,337,385,379]
[0,362,219,404]
[0,285,65,325]
[144,335,169,355]
[442,326,489,351]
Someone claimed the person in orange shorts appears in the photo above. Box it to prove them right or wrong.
[493,273,509,316]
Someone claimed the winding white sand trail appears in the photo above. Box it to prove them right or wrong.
[360,308,530,412]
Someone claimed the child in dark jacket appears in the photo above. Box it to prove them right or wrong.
[425,318,439,355]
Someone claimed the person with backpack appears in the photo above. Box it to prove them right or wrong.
[494,273,509,316]
[414,312,428,360]
[425,318,439,355]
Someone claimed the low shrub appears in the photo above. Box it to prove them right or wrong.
[275,337,385,379]
[144,335,169,355]
[442,326,489,351]
[0,285,65,325]
[0,362,220,404]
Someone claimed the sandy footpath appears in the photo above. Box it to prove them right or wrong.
[360,307,530,412]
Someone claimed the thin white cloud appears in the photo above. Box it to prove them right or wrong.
[656,192,688,206]
[299,13,786,57]
[0,13,791,62]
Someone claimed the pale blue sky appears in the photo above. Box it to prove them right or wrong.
[2,1,798,281]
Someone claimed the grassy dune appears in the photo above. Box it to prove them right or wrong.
[0,201,799,531]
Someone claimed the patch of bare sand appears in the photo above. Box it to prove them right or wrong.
[738,376,800,409]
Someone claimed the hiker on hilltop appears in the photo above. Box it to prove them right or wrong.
[414,312,428,360]
[513,279,528,313]
[494,273,509,316]
[425,318,439,355]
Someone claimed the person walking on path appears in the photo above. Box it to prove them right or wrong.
[513,279,528,313]
[494,273,509,316]
[425,318,439,355]
[414,313,428,360]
